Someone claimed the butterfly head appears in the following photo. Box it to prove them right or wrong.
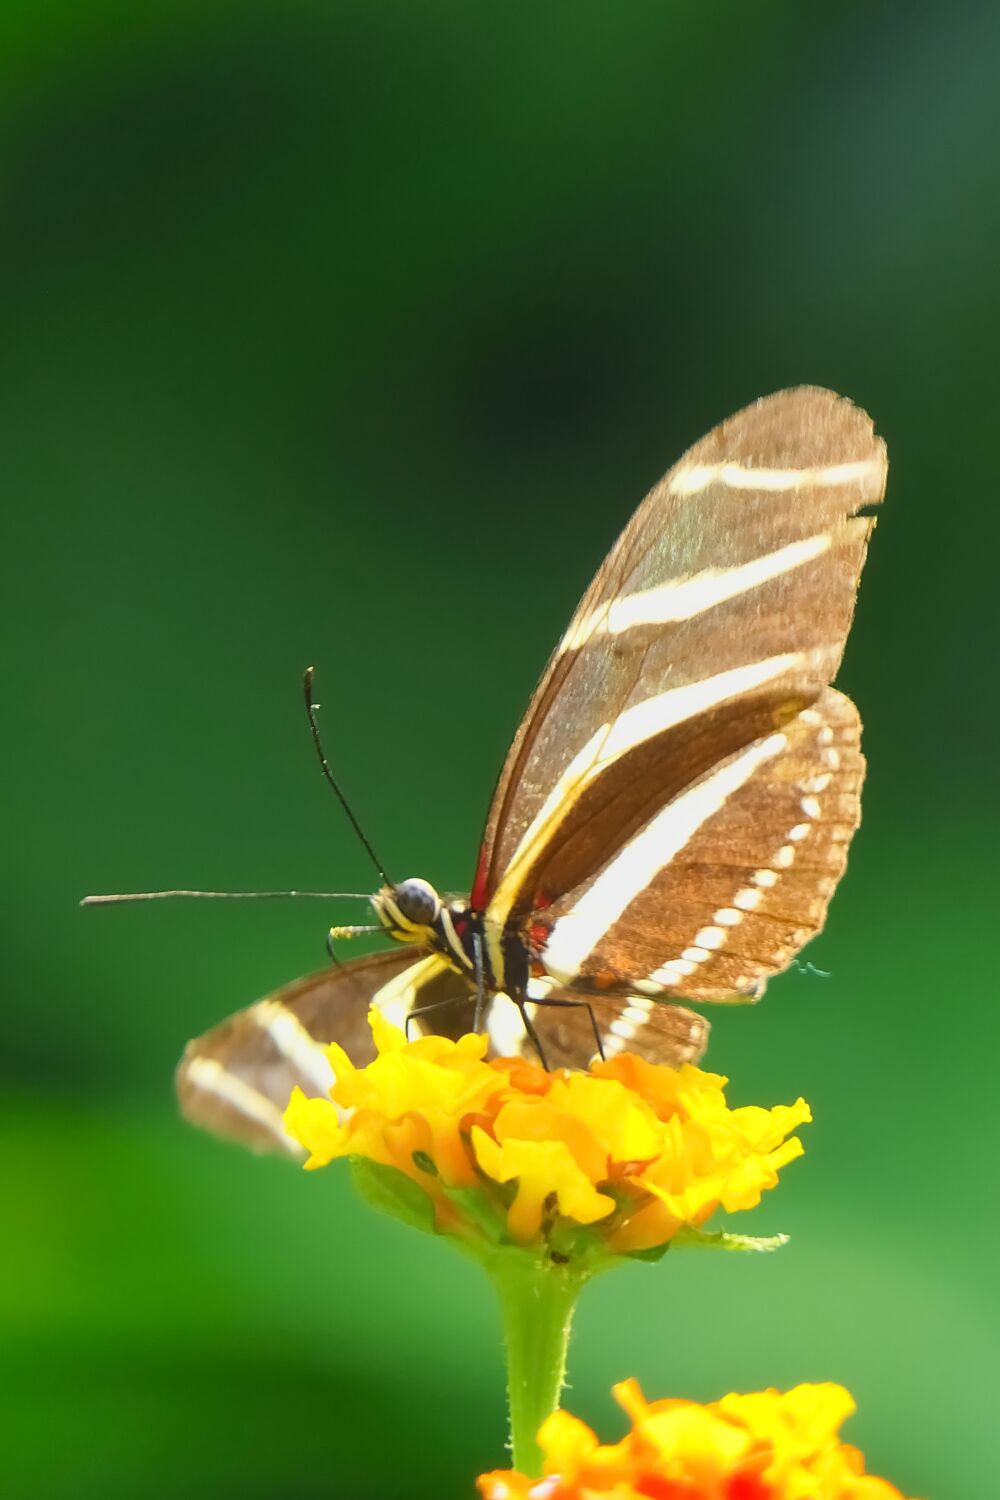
[373,877,443,943]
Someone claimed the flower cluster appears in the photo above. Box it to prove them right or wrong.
[477,1379,919,1500]
[283,1011,809,1257]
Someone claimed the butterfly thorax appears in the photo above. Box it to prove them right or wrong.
[371,877,530,1000]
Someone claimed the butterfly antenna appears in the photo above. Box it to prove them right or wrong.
[81,889,372,907]
[304,666,390,885]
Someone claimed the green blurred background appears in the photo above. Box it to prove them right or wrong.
[3,3,996,1496]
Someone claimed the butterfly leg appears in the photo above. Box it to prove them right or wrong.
[472,930,487,1034]
[405,995,469,1040]
[513,999,550,1070]
[325,931,364,976]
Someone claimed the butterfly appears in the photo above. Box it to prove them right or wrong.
[116,386,888,1157]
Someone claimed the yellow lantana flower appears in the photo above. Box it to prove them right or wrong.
[477,1379,921,1499]
[283,1011,809,1257]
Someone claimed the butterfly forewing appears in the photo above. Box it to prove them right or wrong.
[176,949,474,1156]
[476,388,886,939]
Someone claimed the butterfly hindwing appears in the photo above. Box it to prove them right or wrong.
[533,686,863,1003]
[176,948,474,1156]
[491,986,711,1071]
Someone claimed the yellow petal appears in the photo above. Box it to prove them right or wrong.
[547,1073,664,1163]
[472,1129,615,1241]
[282,1087,346,1169]
[535,1409,599,1473]
[367,1007,408,1056]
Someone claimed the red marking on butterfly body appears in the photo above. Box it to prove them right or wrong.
[528,922,551,951]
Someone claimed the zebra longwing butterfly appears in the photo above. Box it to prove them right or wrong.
[174,386,885,1157]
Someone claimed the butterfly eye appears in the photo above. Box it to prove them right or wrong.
[392,878,439,926]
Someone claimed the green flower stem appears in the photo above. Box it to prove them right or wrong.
[486,1249,589,1478]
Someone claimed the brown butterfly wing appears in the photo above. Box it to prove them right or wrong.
[475,388,886,934]
[496,989,711,1071]
[535,687,863,1002]
[176,949,475,1156]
